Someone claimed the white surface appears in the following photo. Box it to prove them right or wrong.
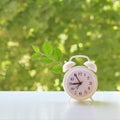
[0,91,120,120]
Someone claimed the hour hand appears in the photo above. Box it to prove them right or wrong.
[70,82,82,85]
[70,82,79,85]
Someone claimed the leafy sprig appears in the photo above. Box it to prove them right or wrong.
[31,41,63,74]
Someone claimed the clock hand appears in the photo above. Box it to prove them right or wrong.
[70,82,83,85]
[76,84,80,89]
[70,82,83,90]
[70,82,80,85]
[76,82,83,89]
[74,73,81,83]
[75,82,83,89]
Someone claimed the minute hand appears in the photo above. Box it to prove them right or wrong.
[74,73,81,83]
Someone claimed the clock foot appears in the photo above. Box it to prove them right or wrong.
[90,97,94,102]
[68,97,71,103]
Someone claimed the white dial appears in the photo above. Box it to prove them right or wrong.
[63,66,98,100]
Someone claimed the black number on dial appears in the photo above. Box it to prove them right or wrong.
[78,72,82,76]
[74,91,77,95]
[70,77,74,81]
[89,81,92,85]
[84,73,86,76]
[84,90,87,94]
[70,87,74,90]
[88,86,90,90]
[79,92,82,95]
[87,76,90,80]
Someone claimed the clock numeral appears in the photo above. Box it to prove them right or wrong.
[70,77,74,81]
[79,92,82,95]
[74,91,77,95]
[78,72,82,76]
[87,76,90,80]
[84,73,86,76]
[84,90,87,94]
[69,82,73,85]
[89,81,92,85]
[88,86,90,90]
[70,87,74,90]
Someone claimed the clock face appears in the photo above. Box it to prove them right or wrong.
[63,66,98,100]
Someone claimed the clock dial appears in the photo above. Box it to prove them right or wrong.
[63,66,98,100]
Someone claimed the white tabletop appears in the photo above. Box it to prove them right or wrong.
[0,91,120,120]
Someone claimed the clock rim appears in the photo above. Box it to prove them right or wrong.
[63,66,98,100]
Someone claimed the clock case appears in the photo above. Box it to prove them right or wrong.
[62,55,98,101]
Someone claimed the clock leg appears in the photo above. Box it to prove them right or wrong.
[68,97,72,104]
[90,97,94,102]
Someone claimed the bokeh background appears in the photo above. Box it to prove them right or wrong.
[0,0,120,91]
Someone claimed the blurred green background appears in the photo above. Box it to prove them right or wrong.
[0,0,120,91]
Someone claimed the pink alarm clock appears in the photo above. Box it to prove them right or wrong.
[63,55,98,101]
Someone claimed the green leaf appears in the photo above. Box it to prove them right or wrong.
[53,48,62,61]
[52,65,62,74]
[40,57,52,63]
[31,53,41,59]
[32,45,40,53]
[42,42,53,55]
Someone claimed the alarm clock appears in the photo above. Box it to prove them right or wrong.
[63,55,98,101]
